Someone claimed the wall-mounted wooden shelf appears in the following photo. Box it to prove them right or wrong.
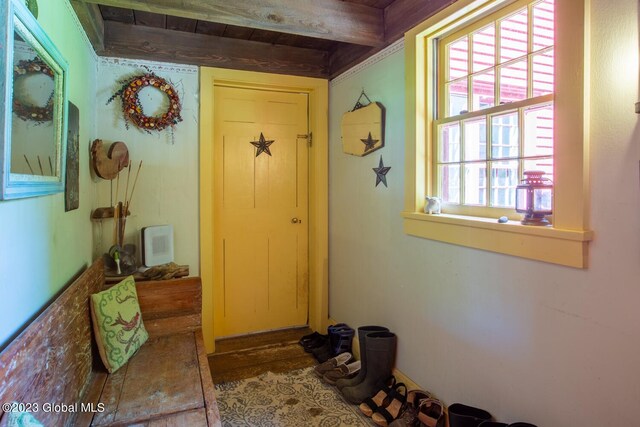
[91,206,131,220]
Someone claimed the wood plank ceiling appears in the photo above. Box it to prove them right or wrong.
[70,0,456,79]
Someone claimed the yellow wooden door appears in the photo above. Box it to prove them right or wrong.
[213,86,309,338]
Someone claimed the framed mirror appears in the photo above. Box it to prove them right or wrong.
[0,0,68,200]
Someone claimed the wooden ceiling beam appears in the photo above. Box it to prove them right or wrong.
[384,0,456,43]
[102,21,329,78]
[329,0,458,78]
[69,0,105,53]
[82,0,384,47]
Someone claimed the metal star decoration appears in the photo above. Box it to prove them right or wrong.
[250,132,275,157]
[372,156,391,187]
[360,132,379,152]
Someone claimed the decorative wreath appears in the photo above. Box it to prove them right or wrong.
[12,57,54,123]
[107,68,182,133]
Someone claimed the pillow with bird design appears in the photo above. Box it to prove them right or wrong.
[90,275,148,373]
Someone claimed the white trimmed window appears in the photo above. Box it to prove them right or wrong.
[403,0,592,268]
[436,0,554,218]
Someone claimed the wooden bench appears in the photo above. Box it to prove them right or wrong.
[0,259,221,426]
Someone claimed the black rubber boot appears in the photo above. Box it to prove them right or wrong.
[340,331,397,404]
[336,325,389,391]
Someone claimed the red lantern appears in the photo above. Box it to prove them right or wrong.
[515,170,553,226]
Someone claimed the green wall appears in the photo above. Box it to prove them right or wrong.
[0,0,96,348]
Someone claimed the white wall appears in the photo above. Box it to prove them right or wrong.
[0,0,97,348]
[94,58,200,274]
[328,1,640,425]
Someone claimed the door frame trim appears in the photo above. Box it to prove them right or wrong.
[199,67,329,353]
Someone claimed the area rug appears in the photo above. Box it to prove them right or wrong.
[214,367,373,426]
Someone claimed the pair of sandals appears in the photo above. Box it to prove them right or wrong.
[359,379,444,427]
[390,389,443,427]
[359,377,409,426]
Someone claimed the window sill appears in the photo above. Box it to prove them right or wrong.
[401,211,593,268]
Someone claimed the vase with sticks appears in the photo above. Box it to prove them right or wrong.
[108,160,142,275]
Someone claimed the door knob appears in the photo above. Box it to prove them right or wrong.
[291,217,302,224]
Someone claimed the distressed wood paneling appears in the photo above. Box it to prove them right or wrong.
[250,28,281,44]
[196,333,221,426]
[135,277,202,320]
[99,4,134,23]
[103,21,329,78]
[148,409,208,426]
[166,15,197,32]
[329,43,375,78]
[0,260,103,427]
[94,334,203,426]
[345,0,395,8]
[70,0,105,52]
[329,0,459,77]
[0,260,220,427]
[384,0,457,42]
[275,32,339,51]
[222,24,255,40]
[143,314,202,337]
[75,372,108,426]
[195,21,227,36]
[83,0,384,46]
[134,10,166,28]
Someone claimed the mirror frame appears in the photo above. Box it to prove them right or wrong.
[0,0,69,200]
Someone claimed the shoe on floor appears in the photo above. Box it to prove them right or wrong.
[322,360,361,385]
[313,352,353,378]
[299,331,321,347]
[302,334,329,353]
[311,341,333,362]
[389,389,432,427]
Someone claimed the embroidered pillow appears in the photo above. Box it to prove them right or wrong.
[90,276,148,373]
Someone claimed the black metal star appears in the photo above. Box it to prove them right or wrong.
[372,156,391,187]
[360,132,379,152]
[250,132,275,157]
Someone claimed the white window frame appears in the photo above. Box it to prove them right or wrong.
[402,0,592,268]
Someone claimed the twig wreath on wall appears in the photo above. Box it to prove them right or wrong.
[13,57,54,123]
[107,67,182,134]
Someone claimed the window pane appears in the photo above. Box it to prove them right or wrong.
[439,164,460,203]
[524,104,553,157]
[472,24,495,73]
[533,0,554,51]
[464,163,487,205]
[500,59,528,103]
[523,159,553,182]
[532,49,554,97]
[447,78,468,116]
[491,160,519,207]
[500,9,528,63]
[439,123,461,162]
[472,70,495,110]
[491,112,519,158]
[463,118,486,161]
[448,37,469,80]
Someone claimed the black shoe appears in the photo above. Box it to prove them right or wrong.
[311,341,333,362]
[298,331,321,347]
[303,334,329,352]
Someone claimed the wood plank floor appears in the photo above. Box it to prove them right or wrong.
[208,327,317,384]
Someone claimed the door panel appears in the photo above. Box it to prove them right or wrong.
[213,86,309,338]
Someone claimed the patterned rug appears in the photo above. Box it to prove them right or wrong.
[214,367,373,426]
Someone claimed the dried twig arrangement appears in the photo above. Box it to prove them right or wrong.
[112,160,142,247]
